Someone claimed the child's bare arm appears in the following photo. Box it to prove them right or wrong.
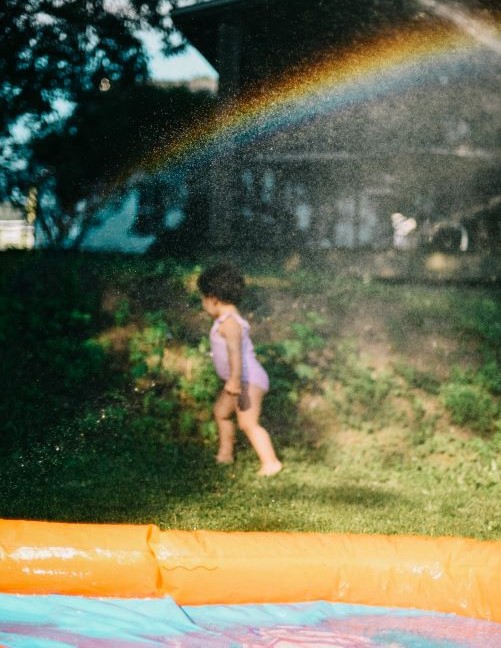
[219,317,242,395]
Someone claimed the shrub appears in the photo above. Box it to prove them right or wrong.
[441,383,498,433]
[257,313,327,436]
[177,339,221,442]
[113,298,131,326]
[328,365,395,430]
[477,360,501,396]
[129,312,170,378]
[394,363,440,394]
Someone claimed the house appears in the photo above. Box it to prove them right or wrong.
[165,0,501,252]
[0,202,35,251]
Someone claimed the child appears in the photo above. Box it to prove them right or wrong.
[197,263,283,477]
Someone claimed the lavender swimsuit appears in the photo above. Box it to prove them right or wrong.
[210,313,269,392]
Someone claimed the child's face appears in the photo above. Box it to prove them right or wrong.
[201,295,219,318]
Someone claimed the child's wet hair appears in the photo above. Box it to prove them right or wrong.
[197,263,245,305]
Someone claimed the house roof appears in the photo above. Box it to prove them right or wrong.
[171,1,417,83]
[173,0,501,74]
[172,0,266,68]
[173,0,255,16]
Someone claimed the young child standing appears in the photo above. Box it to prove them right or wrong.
[197,263,283,477]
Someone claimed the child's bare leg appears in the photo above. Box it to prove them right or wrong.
[214,389,237,463]
[237,384,282,476]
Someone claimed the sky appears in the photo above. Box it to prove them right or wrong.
[140,29,218,81]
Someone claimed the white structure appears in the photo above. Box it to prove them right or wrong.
[0,203,35,251]
[79,190,155,254]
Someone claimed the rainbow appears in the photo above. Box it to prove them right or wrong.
[117,17,499,190]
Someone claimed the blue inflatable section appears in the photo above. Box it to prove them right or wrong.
[0,594,500,647]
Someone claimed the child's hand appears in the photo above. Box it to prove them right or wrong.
[224,378,241,396]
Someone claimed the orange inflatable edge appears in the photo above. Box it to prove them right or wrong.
[0,519,500,622]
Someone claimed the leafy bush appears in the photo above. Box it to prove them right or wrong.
[409,397,437,445]
[177,339,220,442]
[477,360,501,396]
[327,365,395,430]
[113,298,130,326]
[456,296,500,396]
[129,311,170,378]
[394,363,440,394]
[257,313,328,436]
[441,383,498,433]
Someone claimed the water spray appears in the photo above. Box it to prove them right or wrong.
[417,0,501,54]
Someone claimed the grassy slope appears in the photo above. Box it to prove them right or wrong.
[0,251,499,539]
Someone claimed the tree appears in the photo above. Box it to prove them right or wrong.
[0,0,210,239]
[0,0,190,139]
[29,83,216,245]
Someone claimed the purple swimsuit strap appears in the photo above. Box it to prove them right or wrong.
[215,312,249,330]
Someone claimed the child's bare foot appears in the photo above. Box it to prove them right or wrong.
[257,460,283,477]
[216,453,234,465]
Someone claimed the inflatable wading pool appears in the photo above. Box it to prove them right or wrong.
[0,519,500,647]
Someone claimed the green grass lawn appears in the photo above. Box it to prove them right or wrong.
[1,438,499,538]
[1,251,499,539]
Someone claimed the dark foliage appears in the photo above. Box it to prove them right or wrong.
[0,0,203,238]
[0,252,114,450]
[0,0,189,138]
[29,84,215,243]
